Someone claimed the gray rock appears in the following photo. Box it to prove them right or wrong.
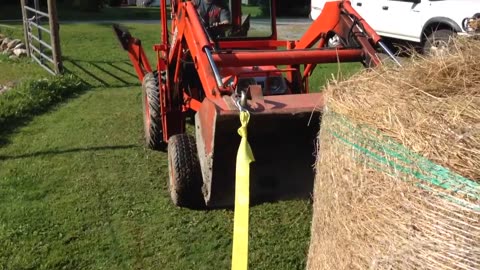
[2,50,12,56]
[14,43,26,50]
[0,37,11,50]
[0,37,8,45]
[13,48,27,57]
[6,39,21,51]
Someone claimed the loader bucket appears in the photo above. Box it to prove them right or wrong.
[195,92,324,208]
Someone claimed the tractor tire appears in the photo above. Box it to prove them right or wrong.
[423,29,455,56]
[142,72,166,151]
[167,134,205,208]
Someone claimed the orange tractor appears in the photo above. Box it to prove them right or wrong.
[114,0,398,208]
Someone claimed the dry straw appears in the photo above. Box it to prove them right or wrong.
[307,37,480,270]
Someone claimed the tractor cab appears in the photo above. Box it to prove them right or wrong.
[219,0,273,40]
[185,0,275,40]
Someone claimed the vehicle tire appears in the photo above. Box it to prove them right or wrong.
[423,29,455,56]
[167,134,205,208]
[142,72,166,150]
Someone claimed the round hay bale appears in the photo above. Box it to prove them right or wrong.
[307,37,480,270]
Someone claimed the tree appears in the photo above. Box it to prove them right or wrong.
[106,0,123,6]
[71,0,104,11]
[259,0,309,17]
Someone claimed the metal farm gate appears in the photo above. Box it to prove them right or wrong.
[20,0,63,75]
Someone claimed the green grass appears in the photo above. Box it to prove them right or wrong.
[0,25,48,84]
[0,75,87,129]
[0,4,265,21]
[0,84,314,269]
[0,4,162,21]
[0,22,360,269]
[58,6,162,21]
[0,54,47,85]
[309,62,363,92]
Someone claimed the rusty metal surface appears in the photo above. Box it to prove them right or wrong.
[196,92,325,207]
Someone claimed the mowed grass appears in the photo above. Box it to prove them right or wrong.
[0,22,358,269]
[0,4,262,21]
[0,4,161,21]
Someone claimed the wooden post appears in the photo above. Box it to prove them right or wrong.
[47,0,63,74]
[20,0,31,57]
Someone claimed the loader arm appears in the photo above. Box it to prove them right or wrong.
[172,1,382,98]
[114,0,386,101]
[168,2,225,100]
[296,0,382,71]
[113,24,152,82]
[297,0,381,49]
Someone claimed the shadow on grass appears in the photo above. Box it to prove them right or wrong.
[63,57,140,88]
[0,55,141,148]
[0,99,87,148]
[0,75,91,148]
[0,145,138,161]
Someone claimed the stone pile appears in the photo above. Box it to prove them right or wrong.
[0,81,15,95]
[0,34,28,60]
[0,84,10,95]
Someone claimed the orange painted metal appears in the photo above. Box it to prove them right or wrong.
[183,92,202,112]
[115,0,386,207]
[295,2,342,50]
[114,0,385,138]
[127,39,152,82]
[211,49,364,67]
[341,1,382,44]
[216,40,288,49]
[303,37,326,79]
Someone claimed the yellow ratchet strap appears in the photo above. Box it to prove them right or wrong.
[231,110,255,270]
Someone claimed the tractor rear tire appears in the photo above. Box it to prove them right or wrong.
[167,134,205,208]
[142,72,166,151]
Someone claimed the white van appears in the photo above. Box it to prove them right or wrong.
[310,0,480,54]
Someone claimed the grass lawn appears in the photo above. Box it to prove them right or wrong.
[0,21,359,269]
[0,4,263,21]
[0,4,161,21]
[0,25,47,84]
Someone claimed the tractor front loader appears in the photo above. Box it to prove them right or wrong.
[113,0,398,208]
